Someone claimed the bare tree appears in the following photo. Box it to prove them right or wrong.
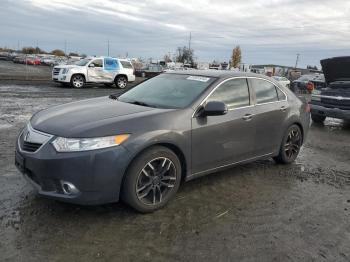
[230,46,242,68]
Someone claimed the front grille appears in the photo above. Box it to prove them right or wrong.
[22,141,42,152]
[53,68,61,75]
[18,124,52,153]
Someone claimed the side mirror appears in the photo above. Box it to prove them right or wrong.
[89,63,95,68]
[197,101,228,117]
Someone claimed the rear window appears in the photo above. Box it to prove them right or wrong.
[120,61,133,69]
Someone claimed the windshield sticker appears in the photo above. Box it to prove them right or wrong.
[186,76,210,82]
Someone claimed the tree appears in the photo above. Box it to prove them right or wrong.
[163,53,172,63]
[68,52,79,57]
[22,46,46,54]
[176,46,194,64]
[307,65,318,70]
[51,49,65,56]
[230,46,242,68]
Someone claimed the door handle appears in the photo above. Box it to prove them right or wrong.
[280,106,288,112]
[242,114,254,121]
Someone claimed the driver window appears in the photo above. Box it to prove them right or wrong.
[207,78,250,110]
[90,59,103,68]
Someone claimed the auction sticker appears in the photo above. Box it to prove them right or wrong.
[186,76,210,82]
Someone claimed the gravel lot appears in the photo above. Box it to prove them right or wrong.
[1,79,350,261]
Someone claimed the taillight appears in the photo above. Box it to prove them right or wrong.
[306,81,314,91]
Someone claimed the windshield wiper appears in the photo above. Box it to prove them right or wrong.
[109,94,118,100]
[128,100,158,108]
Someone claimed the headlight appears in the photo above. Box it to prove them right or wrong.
[62,68,70,74]
[52,134,130,152]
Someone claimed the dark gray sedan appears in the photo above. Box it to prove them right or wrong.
[15,71,310,212]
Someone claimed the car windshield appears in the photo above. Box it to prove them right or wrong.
[75,58,91,66]
[118,74,216,109]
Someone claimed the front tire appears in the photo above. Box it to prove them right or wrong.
[121,146,182,213]
[70,74,85,88]
[274,125,302,164]
[115,76,127,89]
[311,114,326,123]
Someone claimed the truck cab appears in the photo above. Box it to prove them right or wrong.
[52,57,135,88]
[310,57,350,123]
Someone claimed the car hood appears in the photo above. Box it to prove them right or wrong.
[54,64,77,69]
[321,56,350,84]
[30,97,160,137]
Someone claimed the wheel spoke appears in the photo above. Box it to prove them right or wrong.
[161,176,176,181]
[136,181,152,193]
[138,186,153,199]
[157,185,162,202]
[160,181,174,188]
[152,187,156,204]
[141,169,150,177]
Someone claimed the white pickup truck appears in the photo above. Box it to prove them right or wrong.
[52,57,135,88]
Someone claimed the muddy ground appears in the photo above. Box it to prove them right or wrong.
[0,82,350,262]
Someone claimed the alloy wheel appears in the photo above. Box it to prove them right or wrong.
[136,157,177,206]
[284,127,301,159]
[117,78,127,88]
[72,75,84,88]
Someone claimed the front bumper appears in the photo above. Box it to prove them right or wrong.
[310,103,350,120]
[52,73,71,82]
[15,131,132,205]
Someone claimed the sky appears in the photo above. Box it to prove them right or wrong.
[1,0,350,67]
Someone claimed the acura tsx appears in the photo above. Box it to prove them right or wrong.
[15,71,310,212]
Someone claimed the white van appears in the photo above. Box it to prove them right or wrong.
[52,57,135,88]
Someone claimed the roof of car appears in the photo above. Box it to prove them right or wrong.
[164,69,270,80]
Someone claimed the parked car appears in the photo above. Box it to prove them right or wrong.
[25,56,41,65]
[15,71,310,212]
[135,64,164,78]
[13,56,25,64]
[291,74,325,93]
[52,57,135,88]
[309,56,350,123]
[272,76,291,89]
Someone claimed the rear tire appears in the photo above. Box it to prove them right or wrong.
[121,146,182,213]
[274,125,302,164]
[115,76,127,89]
[311,114,326,123]
[70,74,85,88]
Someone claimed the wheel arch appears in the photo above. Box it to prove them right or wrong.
[121,142,188,189]
[114,74,128,82]
[70,73,86,82]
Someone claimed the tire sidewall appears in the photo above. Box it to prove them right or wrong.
[121,146,182,213]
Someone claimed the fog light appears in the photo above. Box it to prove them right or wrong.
[61,181,79,195]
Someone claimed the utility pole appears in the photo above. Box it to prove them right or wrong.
[64,40,67,56]
[17,40,20,51]
[107,39,110,56]
[295,53,300,69]
[188,32,192,51]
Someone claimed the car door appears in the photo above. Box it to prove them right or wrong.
[191,78,256,175]
[87,59,104,82]
[248,78,288,156]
